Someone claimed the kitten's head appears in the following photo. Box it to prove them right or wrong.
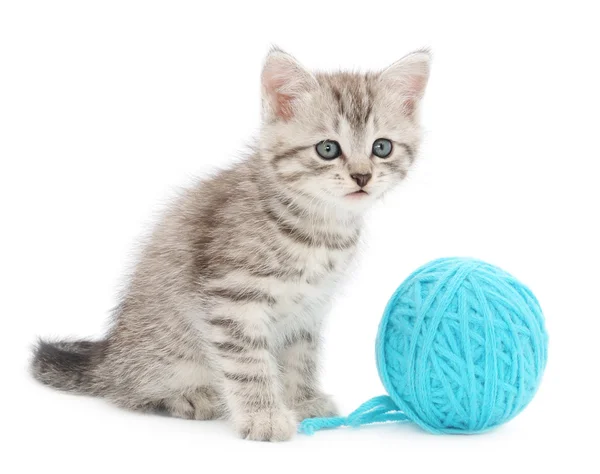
[258,47,430,216]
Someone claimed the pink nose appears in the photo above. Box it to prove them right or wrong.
[350,173,372,188]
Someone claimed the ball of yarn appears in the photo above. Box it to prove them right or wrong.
[299,257,548,435]
[376,257,548,433]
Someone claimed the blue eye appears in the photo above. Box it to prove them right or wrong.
[316,140,342,160]
[372,138,393,158]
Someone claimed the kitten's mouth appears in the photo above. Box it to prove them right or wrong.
[346,190,369,198]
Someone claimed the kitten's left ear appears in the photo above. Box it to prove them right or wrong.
[380,49,431,116]
[261,47,318,121]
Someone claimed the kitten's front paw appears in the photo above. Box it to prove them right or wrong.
[292,394,339,421]
[236,406,297,442]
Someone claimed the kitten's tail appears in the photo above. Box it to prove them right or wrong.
[31,339,107,395]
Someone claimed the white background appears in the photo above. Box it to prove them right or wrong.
[1,1,599,473]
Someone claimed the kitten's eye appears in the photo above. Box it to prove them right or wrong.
[315,140,342,160]
[372,138,393,158]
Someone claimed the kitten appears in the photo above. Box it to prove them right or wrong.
[31,47,430,441]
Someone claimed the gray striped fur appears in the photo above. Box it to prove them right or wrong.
[31,47,430,441]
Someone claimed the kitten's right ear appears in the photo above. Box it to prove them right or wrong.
[261,47,317,121]
[380,49,431,116]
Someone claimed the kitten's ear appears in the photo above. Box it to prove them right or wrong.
[379,49,431,116]
[261,47,318,121]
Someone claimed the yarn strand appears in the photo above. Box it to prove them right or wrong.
[298,395,409,435]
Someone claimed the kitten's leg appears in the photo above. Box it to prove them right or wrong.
[207,306,296,441]
[161,386,223,420]
[109,383,222,420]
[279,331,339,420]
[102,346,223,420]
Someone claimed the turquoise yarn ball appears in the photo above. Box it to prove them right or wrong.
[376,257,548,433]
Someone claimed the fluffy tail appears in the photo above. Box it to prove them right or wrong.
[31,339,107,395]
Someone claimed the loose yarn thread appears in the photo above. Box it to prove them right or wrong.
[300,396,408,435]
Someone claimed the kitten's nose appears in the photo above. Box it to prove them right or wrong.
[350,173,372,188]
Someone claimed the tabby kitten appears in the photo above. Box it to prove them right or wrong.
[32,48,430,441]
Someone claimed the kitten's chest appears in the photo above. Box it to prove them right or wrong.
[294,244,353,284]
[271,246,356,324]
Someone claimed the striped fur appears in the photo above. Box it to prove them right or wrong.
[31,48,430,441]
